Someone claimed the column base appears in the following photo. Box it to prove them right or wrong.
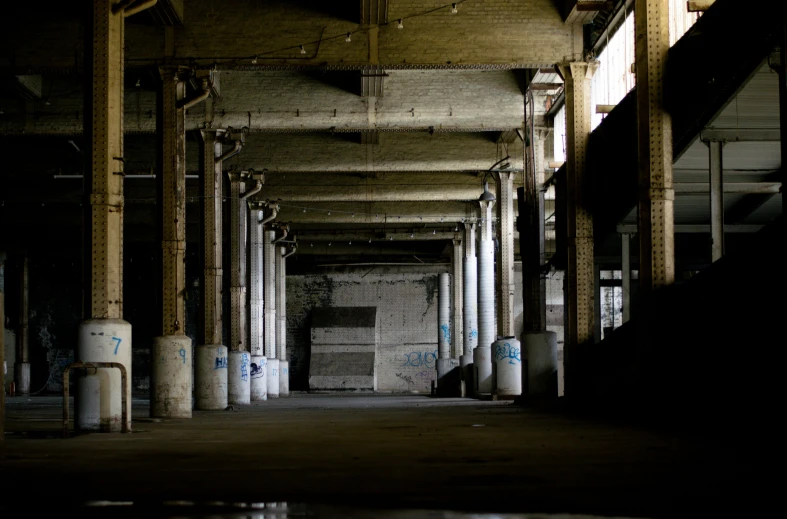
[250,355,268,401]
[473,347,493,396]
[267,359,280,398]
[523,331,558,397]
[196,345,228,410]
[493,337,522,397]
[14,362,31,395]
[151,335,193,418]
[76,319,132,432]
[228,351,251,405]
[279,360,290,396]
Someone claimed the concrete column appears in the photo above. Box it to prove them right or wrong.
[557,61,597,397]
[451,239,463,359]
[249,209,263,357]
[196,131,227,411]
[475,199,495,395]
[494,171,516,337]
[461,223,477,396]
[708,141,724,262]
[636,0,676,292]
[78,0,132,431]
[621,233,632,324]
[150,66,192,419]
[436,272,452,387]
[15,255,30,395]
[228,173,249,405]
[228,173,248,351]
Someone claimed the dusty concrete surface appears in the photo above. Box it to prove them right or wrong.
[0,394,767,517]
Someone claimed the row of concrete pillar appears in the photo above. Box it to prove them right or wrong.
[70,3,296,430]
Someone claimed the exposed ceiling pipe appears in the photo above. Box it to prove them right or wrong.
[240,179,262,201]
[123,0,158,17]
[272,224,289,244]
[112,0,136,14]
[283,246,298,259]
[179,79,211,111]
[216,140,242,164]
[259,203,279,226]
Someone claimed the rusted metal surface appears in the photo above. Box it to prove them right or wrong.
[62,362,129,437]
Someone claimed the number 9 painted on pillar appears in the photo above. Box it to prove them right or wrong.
[179,348,187,364]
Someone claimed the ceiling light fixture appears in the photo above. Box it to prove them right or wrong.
[397,19,404,29]
[451,3,458,14]
[300,45,307,55]
[345,32,352,42]
[251,55,258,64]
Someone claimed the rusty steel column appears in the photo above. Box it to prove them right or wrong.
[195,131,228,410]
[157,67,188,336]
[200,131,223,347]
[228,172,248,351]
[84,0,125,321]
[275,244,286,361]
[557,61,597,397]
[249,208,263,357]
[451,238,463,359]
[708,140,725,262]
[494,171,516,337]
[636,0,675,292]
[16,255,30,395]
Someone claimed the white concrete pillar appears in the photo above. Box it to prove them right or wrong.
[475,199,495,395]
[461,223,478,395]
[436,272,452,386]
[263,228,278,398]
[451,240,463,360]
[276,245,289,396]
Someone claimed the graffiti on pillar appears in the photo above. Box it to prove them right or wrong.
[402,350,438,368]
[440,323,451,345]
[396,373,414,385]
[251,361,265,378]
[111,337,122,355]
[494,342,521,365]
[241,353,249,381]
[469,329,478,339]
[215,356,228,369]
[178,348,187,364]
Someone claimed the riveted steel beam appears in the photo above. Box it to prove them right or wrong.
[199,131,223,345]
[263,228,277,359]
[451,239,464,359]
[85,0,125,319]
[158,66,188,335]
[228,171,249,351]
[248,208,263,356]
[276,244,287,361]
[495,171,516,337]
[636,0,675,292]
[557,61,597,396]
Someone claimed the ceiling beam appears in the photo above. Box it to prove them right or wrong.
[616,224,764,234]
[700,128,781,142]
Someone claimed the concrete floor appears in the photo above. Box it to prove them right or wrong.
[0,394,766,518]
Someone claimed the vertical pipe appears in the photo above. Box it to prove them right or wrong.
[451,239,463,359]
[15,255,30,395]
[621,233,631,324]
[708,141,724,262]
[276,245,286,361]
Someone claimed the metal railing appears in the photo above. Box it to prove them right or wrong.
[62,362,130,437]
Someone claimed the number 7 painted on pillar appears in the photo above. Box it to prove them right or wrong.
[112,337,122,355]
